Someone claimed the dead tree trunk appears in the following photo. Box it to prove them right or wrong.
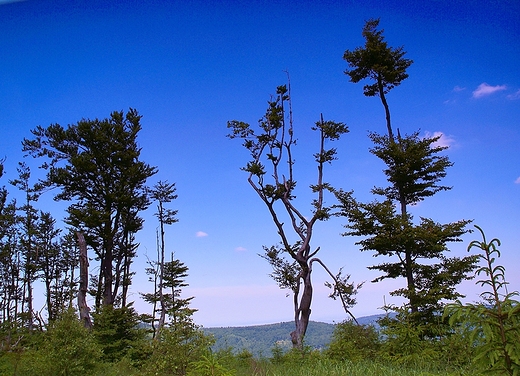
[77,232,93,329]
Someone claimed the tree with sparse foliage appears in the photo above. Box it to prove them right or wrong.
[148,180,178,336]
[9,162,40,330]
[339,19,477,327]
[22,109,157,308]
[228,82,360,349]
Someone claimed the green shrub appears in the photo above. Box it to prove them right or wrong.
[92,304,148,364]
[18,308,101,376]
[142,320,214,376]
[325,320,380,362]
[445,226,520,375]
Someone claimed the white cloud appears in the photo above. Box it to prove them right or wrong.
[235,246,247,252]
[515,177,520,184]
[472,83,507,98]
[423,131,455,148]
[507,89,520,100]
[196,231,208,237]
[453,85,466,92]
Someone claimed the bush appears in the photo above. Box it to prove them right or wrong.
[18,308,101,376]
[325,320,380,362]
[92,304,148,364]
[142,320,214,376]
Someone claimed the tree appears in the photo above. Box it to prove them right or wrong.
[22,109,157,308]
[339,20,477,325]
[33,211,63,322]
[142,256,196,338]
[228,82,360,349]
[9,162,41,330]
[0,161,24,340]
[92,304,146,363]
[149,180,179,336]
[343,18,412,141]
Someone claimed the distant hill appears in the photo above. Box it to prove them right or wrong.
[203,314,389,357]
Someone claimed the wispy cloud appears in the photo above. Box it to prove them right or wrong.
[196,231,208,237]
[424,131,455,148]
[235,246,247,252]
[453,85,466,92]
[472,83,507,99]
[507,89,520,100]
[515,177,520,184]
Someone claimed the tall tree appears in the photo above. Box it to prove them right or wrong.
[228,83,359,349]
[343,18,412,141]
[144,180,179,337]
[340,20,477,324]
[33,211,62,322]
[10,162,41,330]
[22,109,157,308]
[0,162,23,332]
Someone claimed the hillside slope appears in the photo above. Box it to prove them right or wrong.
[203,314,388,357]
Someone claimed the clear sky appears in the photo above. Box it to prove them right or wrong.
[1,0,519,327]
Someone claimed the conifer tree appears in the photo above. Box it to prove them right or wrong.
[340,19,477,326]
[22,109,156,308]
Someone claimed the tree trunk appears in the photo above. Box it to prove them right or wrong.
[77,232,93,329]
[378,78,394,141]
[157,202,167,335]
[290,265,312,349]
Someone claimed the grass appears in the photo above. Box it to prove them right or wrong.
[227,356,475,376]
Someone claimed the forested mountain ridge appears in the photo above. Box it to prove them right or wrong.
[204,315,387,357]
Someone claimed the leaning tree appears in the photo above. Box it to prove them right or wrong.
[228,83,361,349]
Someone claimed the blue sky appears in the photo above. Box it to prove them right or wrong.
[1,0,519,327]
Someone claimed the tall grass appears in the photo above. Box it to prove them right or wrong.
[231,356,474,376]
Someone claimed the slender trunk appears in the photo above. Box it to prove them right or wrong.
[121,252,131,308]
[157,202,166,334]
[45,278,53,321]
[77,232,92,329]
[291,262,312,349]
[103,226,114,306]
[378,77,394,141]
[400,193,417,312]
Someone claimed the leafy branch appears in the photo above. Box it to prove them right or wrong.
[445,225,520,375]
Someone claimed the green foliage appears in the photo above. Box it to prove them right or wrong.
[343,18,413,98]
[325,320,380,362]
[445,226,520,375]
[18,308,101,376]
[338,188,476,324]
[188,352,236,376]
[142,320,214,376]
[337,130,476,325]
[92,304,148,364]
[205,321,335,358]
[378,309,440,366]
[22,108,157,307]
[369,132,452,205]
